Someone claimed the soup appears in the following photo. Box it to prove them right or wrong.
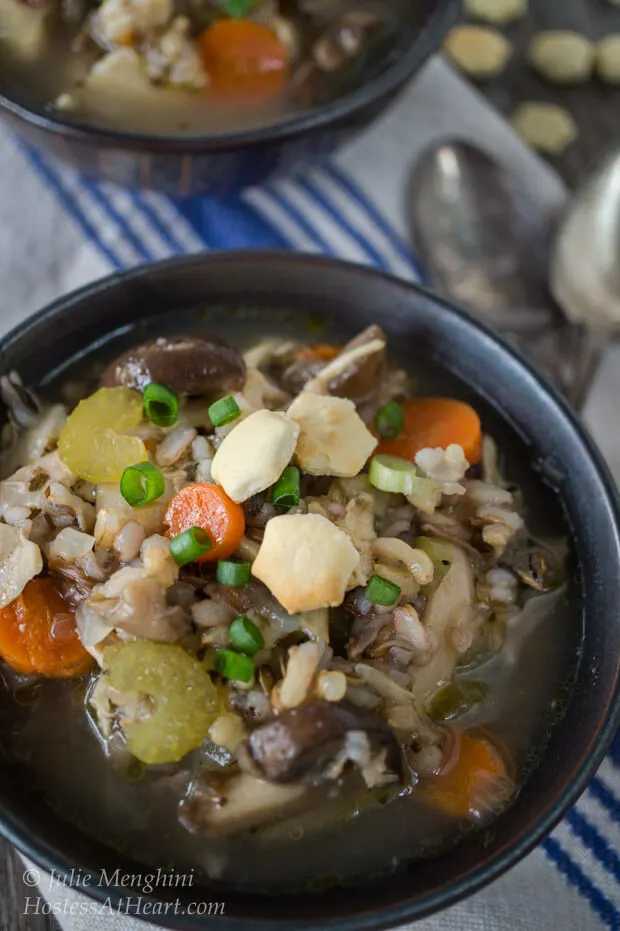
[0,0,402,134]
[0,322,575,890]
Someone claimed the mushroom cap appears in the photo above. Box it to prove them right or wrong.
[101,335,246,396]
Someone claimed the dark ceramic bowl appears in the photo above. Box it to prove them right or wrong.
[0,253,619,930]
[0,1,458,195]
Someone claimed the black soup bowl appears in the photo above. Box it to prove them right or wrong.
[0,252,619,930]
[0,1,458,195]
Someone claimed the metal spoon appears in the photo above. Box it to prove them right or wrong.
[408,141,594,405]
[551,145,620,408]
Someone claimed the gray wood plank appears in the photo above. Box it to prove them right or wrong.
[0,837,60,931]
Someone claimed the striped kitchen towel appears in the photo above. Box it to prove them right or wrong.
[2,54,620,931]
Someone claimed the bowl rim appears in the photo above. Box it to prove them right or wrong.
[0,0,460,151]
[1,250,620,930]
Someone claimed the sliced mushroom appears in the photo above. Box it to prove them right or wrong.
[410,545,477,702]
[100,335,246,396]
[302,325,388,402]
[237,699,400,785]
[179,771,310,838]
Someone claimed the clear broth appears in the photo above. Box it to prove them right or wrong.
[0,305,583,891]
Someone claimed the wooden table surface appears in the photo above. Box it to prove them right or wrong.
[456,0,620,189]
[2,2,619,929]
[0,836,58,931]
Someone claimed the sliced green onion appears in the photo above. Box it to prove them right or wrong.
[216,560,251,588]
[374,400,404,439]
[143,382,179,427]
[229,615,264,656]
[221,0,256,17]
[120,461,165,507]
[369,454,416,494]
[169,526,212,566]
[208,395,241,428]
[215,648,254,682]
[272,466,301,509]
[365,574,401,606]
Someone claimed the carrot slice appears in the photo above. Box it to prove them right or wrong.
[376,398,482,464]
[165,483,245,562]
[198,20,289,101]
[422,732,514,821]
[295,344,341,363]
[0,578,93,678]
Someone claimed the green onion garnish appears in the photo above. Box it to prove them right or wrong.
[169,526,212,566]
[365,574,401,606]
[229,615,264,656]
[374,400,404,439]
[215,648,254,682]
[272,466,301,509]
[221,0,256,17]
[120,461,165,507]
[143,382,179,427]
[208,395,241,428]
[369,454,416,494]
[216,560,251,588]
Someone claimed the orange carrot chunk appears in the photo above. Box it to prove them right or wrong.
[376,398,482,464]
[198,20,289,101]
[295,344,341,363]
[165,483,246,562]
[422,732,514,822]
[0,578,93,678]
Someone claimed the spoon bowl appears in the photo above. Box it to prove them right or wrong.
[409,140,554,330]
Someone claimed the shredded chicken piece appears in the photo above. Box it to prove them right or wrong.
[337,492,376,588]
[78,535,184,656]
[373,538,434,586]
[0,524,43,608]
[393,604,436,664]
[272,640,325,711]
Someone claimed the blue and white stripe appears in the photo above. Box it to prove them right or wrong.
[12,135,620,929]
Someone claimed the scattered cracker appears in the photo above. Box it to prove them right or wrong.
[444,26,512,81]
[510,102,578,155]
